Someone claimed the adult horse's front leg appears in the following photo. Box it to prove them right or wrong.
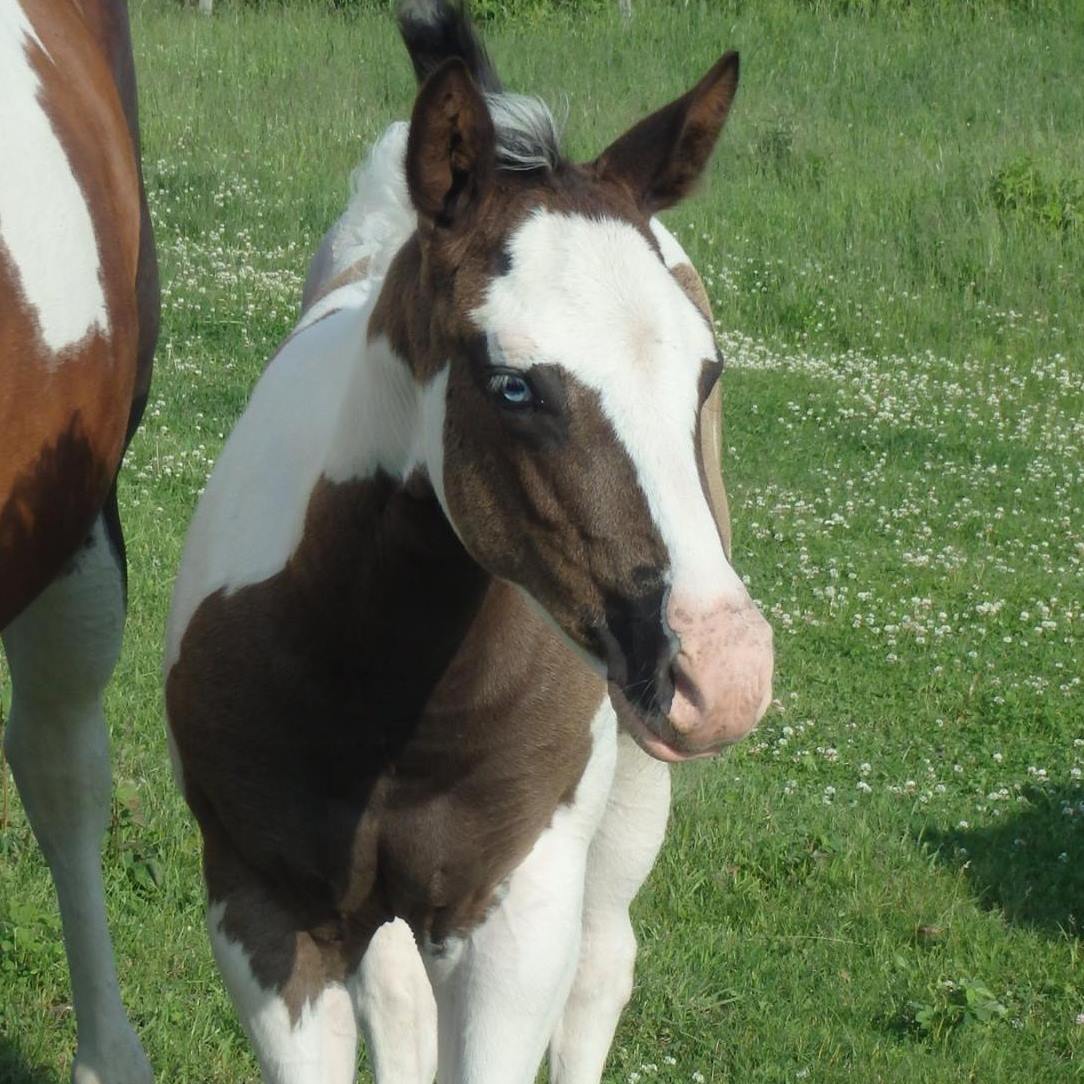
[2,507,153,1084]
[423,708,617,1084]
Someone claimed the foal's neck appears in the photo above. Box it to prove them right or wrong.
[323,237,491,694]
[368,234,450,385]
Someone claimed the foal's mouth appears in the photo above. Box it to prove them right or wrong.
[606,680,729,763]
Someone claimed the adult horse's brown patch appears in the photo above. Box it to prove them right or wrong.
[1,0,158,626]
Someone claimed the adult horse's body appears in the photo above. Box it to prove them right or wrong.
[1,0,158,1080]
[167,2,772,1081]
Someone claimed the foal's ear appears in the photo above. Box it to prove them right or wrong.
[593,51,739,214]
[406,57,495,228]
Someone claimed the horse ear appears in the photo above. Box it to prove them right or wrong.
[592,51,739,215]
[406,57,495,228]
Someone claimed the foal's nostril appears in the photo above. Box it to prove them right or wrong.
[669,657,705,716]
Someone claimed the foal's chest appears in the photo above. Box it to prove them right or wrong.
[167,477,605,941]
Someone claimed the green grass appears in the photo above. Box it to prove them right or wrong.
[2,0,1082,1080]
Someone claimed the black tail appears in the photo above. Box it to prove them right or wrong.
[396,0,503,94]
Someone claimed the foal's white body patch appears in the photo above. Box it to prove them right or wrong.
[165,295,418,667]
[475,210,747,606]
[0,1,109,356]
[166,124,422,668]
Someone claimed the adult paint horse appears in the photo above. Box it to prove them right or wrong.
[1,1,158,1081]
[166,2,772,1081]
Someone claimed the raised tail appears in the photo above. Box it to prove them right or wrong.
[396,0,503,93]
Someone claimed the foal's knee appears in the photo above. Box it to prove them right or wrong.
[578,911,638,1009]
[355,918,434,1023]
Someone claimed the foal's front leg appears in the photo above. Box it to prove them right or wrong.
[423,833,587,1084]
[423,711,617,1084]
[352,918,437,1084]
[206,876,359,1084]
[549,731,671,1084]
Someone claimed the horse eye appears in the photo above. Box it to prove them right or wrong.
[487,371,534,409]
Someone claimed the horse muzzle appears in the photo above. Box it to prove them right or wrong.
[608,592,774,763]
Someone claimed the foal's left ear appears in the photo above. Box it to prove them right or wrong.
[592,51,739,215]
[406,57,496,228]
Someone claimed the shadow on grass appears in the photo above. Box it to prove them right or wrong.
[0,1036,62,1084]
[923,785,1084,937]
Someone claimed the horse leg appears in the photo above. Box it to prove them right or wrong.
[423,710,617,1084]
[206,871,359,1084]
[349,918,437,1084]
[548,731,671,1084]
[2,505,153,1084]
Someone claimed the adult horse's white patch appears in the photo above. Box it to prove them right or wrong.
[474,210,747,605]
[0,2,110,356]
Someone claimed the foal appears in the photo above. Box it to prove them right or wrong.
[1,1,158,1081]
[166,3,772,1081]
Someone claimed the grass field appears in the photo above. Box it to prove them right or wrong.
[2,0,1083,1080]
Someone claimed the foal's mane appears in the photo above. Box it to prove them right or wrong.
[487,92,562,174]
[398,0,563,175]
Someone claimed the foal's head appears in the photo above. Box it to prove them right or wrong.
[387,53,773,761]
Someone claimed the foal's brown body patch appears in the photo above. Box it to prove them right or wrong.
[167,473,603,1015]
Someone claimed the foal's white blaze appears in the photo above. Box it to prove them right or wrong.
[648,217,693,272]
[474,210,747,606]
[0,2,109,356]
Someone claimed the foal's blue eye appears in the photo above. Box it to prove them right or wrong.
[487,371,534,408]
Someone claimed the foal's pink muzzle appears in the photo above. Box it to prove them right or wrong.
[619,591,774,763]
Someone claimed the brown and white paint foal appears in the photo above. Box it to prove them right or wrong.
[166,3,772,1081]
[1,1,158,1082]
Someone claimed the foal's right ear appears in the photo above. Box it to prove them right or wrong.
[406,57,496,229]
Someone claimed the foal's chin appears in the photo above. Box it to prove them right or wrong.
[607,685,734,764]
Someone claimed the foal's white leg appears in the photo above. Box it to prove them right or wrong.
[351,918,437,1084]
[2,516,153,1084]
[208,902,359,1084]
[549,731,671,1084]
[423,705,617,1084]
